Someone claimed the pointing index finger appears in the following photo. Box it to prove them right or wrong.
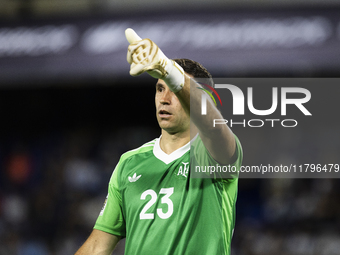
[125,28,142,44]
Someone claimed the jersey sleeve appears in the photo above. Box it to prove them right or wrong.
[93,163,126,237]
[192,134,243,181]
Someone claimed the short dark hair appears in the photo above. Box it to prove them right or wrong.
[173,58,212,80]
[174,58,219,109]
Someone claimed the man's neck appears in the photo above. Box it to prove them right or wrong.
[159,131,190,155]
[159,126,198,155]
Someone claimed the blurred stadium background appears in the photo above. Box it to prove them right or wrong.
[1,0,340,254]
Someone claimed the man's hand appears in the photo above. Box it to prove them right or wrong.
[125,28,185,93]
[125,28,167,78]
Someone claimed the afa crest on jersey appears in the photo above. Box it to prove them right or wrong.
[175,162,189,179]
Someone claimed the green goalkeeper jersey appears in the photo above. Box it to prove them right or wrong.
[94,134,242,255]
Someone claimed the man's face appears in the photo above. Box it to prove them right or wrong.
[155,79,190,134]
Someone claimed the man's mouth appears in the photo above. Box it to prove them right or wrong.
[159,110,172,118]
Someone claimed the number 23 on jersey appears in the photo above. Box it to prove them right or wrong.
[139,187,174,220]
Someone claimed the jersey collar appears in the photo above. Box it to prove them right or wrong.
[153,136,190,165]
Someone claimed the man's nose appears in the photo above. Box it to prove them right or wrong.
[160,89,172,104]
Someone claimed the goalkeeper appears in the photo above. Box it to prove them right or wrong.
[75,28,242,255]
